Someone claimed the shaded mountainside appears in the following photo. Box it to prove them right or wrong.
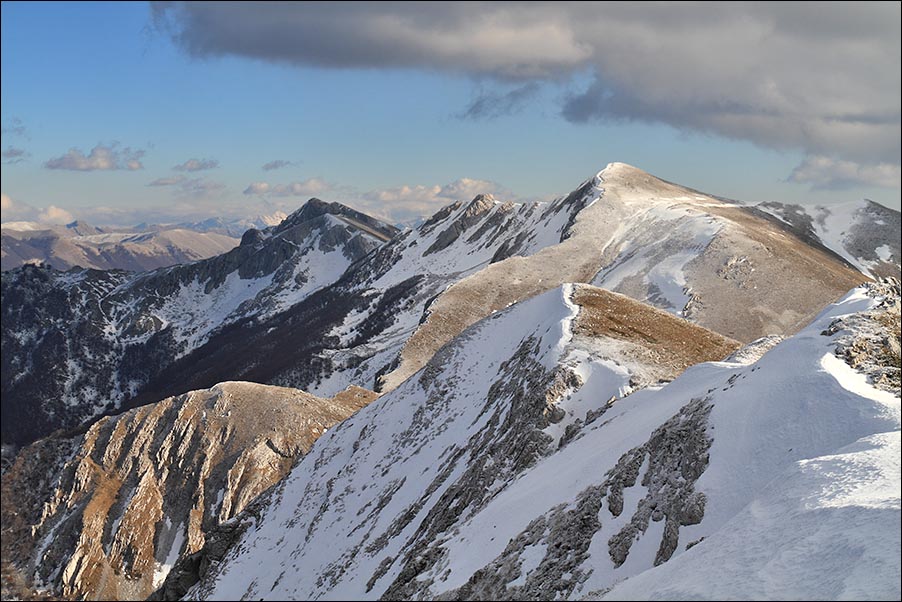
[179,281,898,601]
[1,222,239,272]
[0,163,879,448]
[757,199,901,279]
[1,381,377,601]
[1,201,391,446]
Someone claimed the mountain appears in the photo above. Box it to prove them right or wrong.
[1,220,240,272]
[2,164,883,448]
[168,212,289,238]
[378,162,872,389]
[755,199,901,279]
[1,200,393,446]
[1,381,377,601]
[160,279,898,601]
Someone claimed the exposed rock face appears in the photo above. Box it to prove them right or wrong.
[1,381,377,601]
[435,396,713,601]
[823,278,901,395]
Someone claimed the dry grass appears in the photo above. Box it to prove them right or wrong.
[572,285,741,375]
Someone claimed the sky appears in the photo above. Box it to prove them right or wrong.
[1,1,900,227]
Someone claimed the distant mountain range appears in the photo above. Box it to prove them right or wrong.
[1,220,240,272]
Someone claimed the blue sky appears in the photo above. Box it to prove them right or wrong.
[2,2,899,225]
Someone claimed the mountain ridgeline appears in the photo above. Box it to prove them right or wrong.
[0,164,891,448]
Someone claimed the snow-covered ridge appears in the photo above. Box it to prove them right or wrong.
[182,281,899,601]
[380,161,866,391]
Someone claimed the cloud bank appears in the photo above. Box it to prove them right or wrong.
[1,193,74,225]
[154,2,901,188]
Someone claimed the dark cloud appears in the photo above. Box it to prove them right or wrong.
[45,144,145,171]
[2,147,28,164]
[154,2,900,187]
[152,2,586,79]
[173,158,219,171]
[457,83,540,120]
[262,159,296,171]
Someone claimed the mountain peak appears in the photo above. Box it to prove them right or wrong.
[276,198,399,241]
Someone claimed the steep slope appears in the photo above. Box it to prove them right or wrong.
[183,280,899,601]
[380,162,867,388]
[1,222,239,272]
[0,381,377,601]
[757,199,901,279]
[1,201,391,446]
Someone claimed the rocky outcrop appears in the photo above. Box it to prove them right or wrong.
[438,396,713,601]
[1,381,377,601]
[823,278,901,395]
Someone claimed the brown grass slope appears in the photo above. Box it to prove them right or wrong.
[571,284,741,383]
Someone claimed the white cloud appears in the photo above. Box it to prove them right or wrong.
[148,175,187,186]
[243,178,332,197]
[44,144,145,171]
[2,147,28,164]
[358,177,516,222]
[1,193,72,224]
[147,174,225,198]
[788,156,901,190]
[37,205,75,224]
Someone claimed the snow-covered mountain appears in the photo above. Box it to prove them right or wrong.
[175,279,899,601]
[1,381,377,601]
[164,212,289,238]
[1,200,393,445]
[1,162,899,601]
[756,199,901,279]
[1,220,240,272]
[2,164,882,448]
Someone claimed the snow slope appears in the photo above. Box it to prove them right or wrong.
[188,281,900,601]
[757,199,901,279]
